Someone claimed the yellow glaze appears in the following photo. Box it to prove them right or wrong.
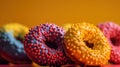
[2,23,29,39]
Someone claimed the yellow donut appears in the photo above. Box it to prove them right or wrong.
[3,23,29,39]
[64,22,111,66]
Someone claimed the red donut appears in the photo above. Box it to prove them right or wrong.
[23,23,70,66]
[98,22,120,64]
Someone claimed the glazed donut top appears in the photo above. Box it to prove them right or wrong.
[2,23,29,39]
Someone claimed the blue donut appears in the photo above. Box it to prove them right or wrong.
[0,23,31,64]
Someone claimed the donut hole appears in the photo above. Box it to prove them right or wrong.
[84,41,94,49]
[110,38,117,46]
[45,41,58,49]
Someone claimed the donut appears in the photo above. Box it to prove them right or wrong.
[98,22,120,64]
[64,22,111,66]
[62,23,71,31]
[24,23,70,66]
[0,23,31,64]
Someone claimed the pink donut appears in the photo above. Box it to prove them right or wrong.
[98,22,120,64]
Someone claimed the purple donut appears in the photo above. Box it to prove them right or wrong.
[24,23,70,66]
[98,22,120,64]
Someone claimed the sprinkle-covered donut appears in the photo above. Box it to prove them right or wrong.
[24,23,70,66]
[0,23,31,64]
[64,22,111,66]
[98,22,120,64]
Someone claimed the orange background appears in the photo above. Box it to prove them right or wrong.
[0,0,120,27]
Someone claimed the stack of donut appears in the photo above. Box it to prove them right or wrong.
[23,22,111,66]
[1,22,120,66]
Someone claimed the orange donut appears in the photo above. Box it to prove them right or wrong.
[63,22,111,66]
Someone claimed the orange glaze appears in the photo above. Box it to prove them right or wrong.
[64,22,111,66]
